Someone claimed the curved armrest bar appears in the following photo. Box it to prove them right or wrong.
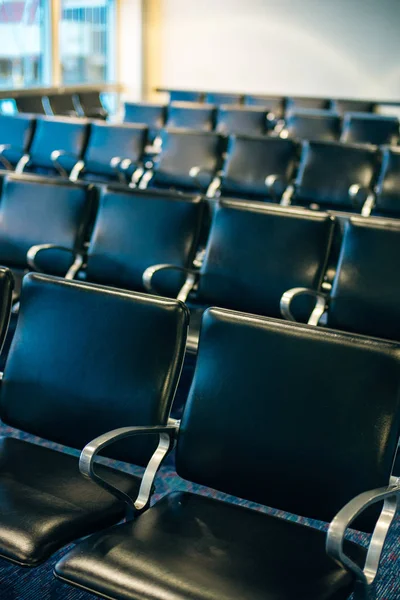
[15,154,30,174]
[50,150,80,178]
[280,287,327,326]
[27,244,84,280]
[0,144,24,170]
[69,160,85,182]
[143,263,198,301]
[138,169,154,190]
[79,424,178,510]
[189,165,216,193]
[361,192,376,217]
[348,184,371,209]
[280,184,295,207]
[326,482,400,588]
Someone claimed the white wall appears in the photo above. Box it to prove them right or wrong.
[158,0,400,100]
[118,0,142,101]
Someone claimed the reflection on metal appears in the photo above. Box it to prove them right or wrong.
[138,169,153,189]
[206,176,221,198]
[280,184,295,206]
[50,150,70,177]
[361,192,376,217]
[280,287,327,326]
[15,154,30,174]
[69,159,85,181]
[143,263,198,301]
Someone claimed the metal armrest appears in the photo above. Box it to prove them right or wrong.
[79,423,179,510]
[143,263,198,302]
[265,174,286,201]
[280,287,327,326]
[0,144,24,170]
[138,168,154,189]
[326,480,400,597]
[117,158,145,187]
[15,153,31,174]
[280,184,295,207]
[69,160,85,182]
[27,244,84,280]
[188,166,217,194]
[361,192,376,217]
[348,184,371,211]
[51,150,80,177]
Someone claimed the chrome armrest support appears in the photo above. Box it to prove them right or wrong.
[27,244,84,280]
[69,160,85,182]
[143,263,198,302]
[188,165,213,194]
[206,174,222,198]
[79,423,179,510]
[0,144,23,170]
[145,136,162,156]
[138,169,154,189]
[50,150,80,178]
[15,154,30,174]
[280,184,295,207]
[280,287,327,326]
[361,192,376,217]
[326,480,400,595]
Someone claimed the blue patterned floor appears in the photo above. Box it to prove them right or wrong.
[0,421,399,600]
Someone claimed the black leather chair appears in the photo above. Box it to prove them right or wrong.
[332,99,376,114]
[283,109,341,142]
[341,113,399,146]
[0,114,35,171]
[373,146,400,218]
[78,187,205,297]
[215,105,268,136]
[15,115,90,177]
[46,93,78,117]
[289,140,379,212]
[76,91,108,119]
[243,95,284,119]
[216,135,299,201]
[140,128,225,194]
[15,95,46,115]
[286,96,331,112]
[0,267,14,340]
[204,92,242,105]
[0,174,96,298]
[55,307,400,600]
[71,122,148,183]
[166,102,215,131]
[169,90,204,102]
[123,102,166,142]
[0,273,188,567]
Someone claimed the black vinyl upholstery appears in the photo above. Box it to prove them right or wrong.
[333,99,376,114]
[328,217,400,341]
[341,113,399,146]
[166,102,215,131]
[293,140,378,210]
[86,187,205,295]
[204,92,242,105]
[216,105,267,136]
[220,135,299,200]
[77,91,107,119]
[15,95,46,115]
[169,90,204,102]
[0,268,14,348]
[286,97,331,111]
[243,95,284,118]
[0,114,35,168]
[46,93,77,117]
[123,102,166,142]
[285,109,341,141]
[375,147,400,217]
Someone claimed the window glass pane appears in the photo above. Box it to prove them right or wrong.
[0,0,49,88]
[60,0,116,84]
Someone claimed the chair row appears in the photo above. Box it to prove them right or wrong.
[124,101,400,145]
[0,270,397,600]
[8,90,108,119]
[1,174,398,349]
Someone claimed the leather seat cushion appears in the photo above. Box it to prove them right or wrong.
[0,436,140,566]
[55,491,365,600]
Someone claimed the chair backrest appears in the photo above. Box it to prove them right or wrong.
[329,217,400,341]
[77,91,105,115]
[0,175,96,273]
[176,308,400,531]
[0,114,35,166]
[204,92,242,105]
[166,102,215,131]
[341,112,399,146]
[169,90,204,102]
[84,122,147,176]
[0,274,188,465]
[123,102,166,129]
[28,116,90,171]
[197,200,334,318]
[153,128,225,191]
[375,147,400,218]
[0,267,14,350]
[86,187,205,295]
[333,99,376,115]
[216,105,267,136]
[221,135,299,199]
[46,93,77,116]
[15,95,46,115]
[286,97,331,112]
[285,109,341,141]
[243,95,284,118]
[294,140,378,210]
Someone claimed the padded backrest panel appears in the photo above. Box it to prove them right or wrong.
[167,102,215,131]
[243,95,284,118]
[153,129,224,191]
[341,113,399,146]
[0,176,94,272]
[1,274,189,464]
[221,136,299,198]
[205,93,242,105]
[375,147,400,217]
[197,200,334,317]
[85,122,147,175]
[29,116,89,170]
[16,96,46,114]
[78,91,103,112]
[176,308,400,530]
[169,90,204,102]
[0,268,14,351]
[216,106,267,136]
[47,94,76,116]
[0,114,35,165]
[86,188,204,294]
[286,97,331,111]
[285,110,341,141]
[123,102,166,128]
[329,217,400,341]
[295,140,378,208]
[333,99,376,114]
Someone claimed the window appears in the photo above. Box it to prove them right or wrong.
[0,0,50,88]
[60,0,116,84]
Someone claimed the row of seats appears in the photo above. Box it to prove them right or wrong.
[0,174,398,352]
[124,102,400,145]
[0,270,396,600]
[7,90,108,119]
